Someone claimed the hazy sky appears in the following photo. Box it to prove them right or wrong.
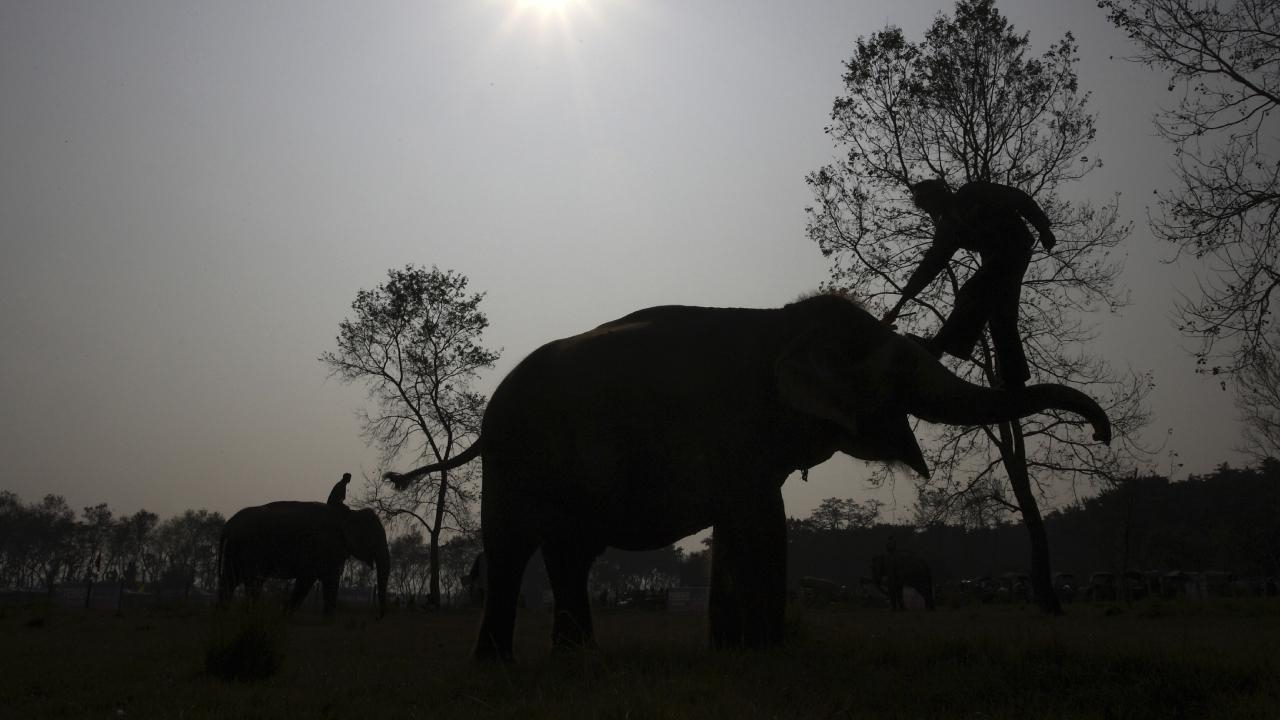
[0,0,1244,530]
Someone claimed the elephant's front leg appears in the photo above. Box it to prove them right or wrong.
[287,575,317,613]
[318,569,341,617]
[709,489,786,649]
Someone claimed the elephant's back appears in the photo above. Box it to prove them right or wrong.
[485,304,785,431]
[223,501,341,577]
[226,501,328,529]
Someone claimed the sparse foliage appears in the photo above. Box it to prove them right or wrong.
[152,510,225,598]
[1235,348,1280,461]
[320,265,499,607]
[1100,0,1279,377]
[797,497,884,532]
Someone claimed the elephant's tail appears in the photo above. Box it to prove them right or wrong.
[383,439,484,490]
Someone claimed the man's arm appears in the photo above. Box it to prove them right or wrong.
[885,229,956,323]
[990,184,1056,250]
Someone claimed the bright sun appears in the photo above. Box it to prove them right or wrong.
[515,0,577,15]
[499,0,603,46]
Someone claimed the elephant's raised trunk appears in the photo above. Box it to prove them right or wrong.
[899,336,1112,443]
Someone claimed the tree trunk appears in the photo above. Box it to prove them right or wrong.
[427,468,450,609]
[999,418,1063,615]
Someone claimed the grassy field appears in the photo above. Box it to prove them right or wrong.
[2,598,1278,719]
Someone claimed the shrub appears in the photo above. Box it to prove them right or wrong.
[203,605,287,681]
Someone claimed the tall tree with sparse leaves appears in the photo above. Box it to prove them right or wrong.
[1100,0,1278,379]
[807,0,1151,613]
[321,265,498,607]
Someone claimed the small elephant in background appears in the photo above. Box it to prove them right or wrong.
[217,476,389,617]
[872,551,935,611]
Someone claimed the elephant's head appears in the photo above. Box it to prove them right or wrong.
[776,295,1110,477]
[338,508,390,618]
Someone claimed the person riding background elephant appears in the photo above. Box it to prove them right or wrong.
[218,475,390,618]
[385,292,1110,660]
[327,472,352,508]
[872,542,936,611]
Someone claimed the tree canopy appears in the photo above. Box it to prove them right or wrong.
[320,265,499,607]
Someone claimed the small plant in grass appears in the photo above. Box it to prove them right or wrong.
[204,604,288,681]
[24,602,53,628]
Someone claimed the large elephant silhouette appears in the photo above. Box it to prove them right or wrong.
[386,293,1110,659]
[217,500,390,618]
[872,552,935,610]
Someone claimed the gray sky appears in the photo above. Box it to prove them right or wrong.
[0,0,1243,529]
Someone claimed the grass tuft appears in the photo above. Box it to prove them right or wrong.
[203,604,287,682]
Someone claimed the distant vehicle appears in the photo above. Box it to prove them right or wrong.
[1122,570,1149,601]
[1160,570,1201,599]
[1052,572,1077,603]
[996,572,1031,603]
[960,576,996,604]
[1085,572,1117,601]
[1202,570,1236,598]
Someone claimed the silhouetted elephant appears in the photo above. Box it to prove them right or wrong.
[217,501,390,618]
[385,293,1110,659]
[872,552,935,610]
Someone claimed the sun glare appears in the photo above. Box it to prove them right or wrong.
[499,0,603,43]
[515,0,577,17]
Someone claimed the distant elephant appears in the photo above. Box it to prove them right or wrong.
[217,501,389,618]
[872,552,935,610]
[385,293,1110,659]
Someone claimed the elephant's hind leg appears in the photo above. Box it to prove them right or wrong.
[473,532,537,662]
[543,539,604,651]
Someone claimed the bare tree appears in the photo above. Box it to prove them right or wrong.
[807,0,1152,613]
[1100,0,1279,376]
[320,265,498,607]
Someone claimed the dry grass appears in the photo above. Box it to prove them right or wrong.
[1,598,1277,719]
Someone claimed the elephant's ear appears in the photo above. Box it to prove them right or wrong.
[775,328,864,438]
[776,329,930,478]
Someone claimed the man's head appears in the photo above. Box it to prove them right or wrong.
[910,179,952,215]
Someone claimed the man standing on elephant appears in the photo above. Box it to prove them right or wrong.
[883,178,1056,388]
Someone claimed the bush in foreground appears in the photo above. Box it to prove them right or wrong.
[203,604,287,682]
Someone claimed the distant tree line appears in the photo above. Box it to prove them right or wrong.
[789,461,1280,589]
[0,491,473,606]
[5,460,1276,605]
[0,492,224,598]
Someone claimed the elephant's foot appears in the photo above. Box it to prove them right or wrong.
[472,634,516,663]
[550,612,595,651]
